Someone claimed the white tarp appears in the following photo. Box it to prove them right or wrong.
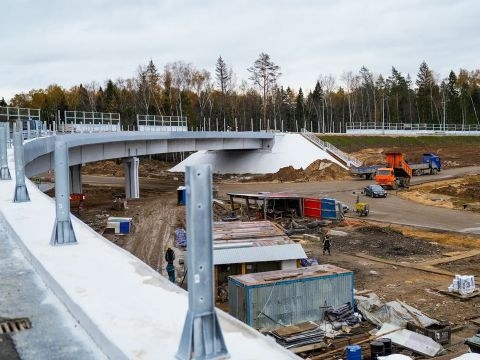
[376,323,444,357]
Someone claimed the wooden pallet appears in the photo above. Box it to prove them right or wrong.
[437,288,480,300]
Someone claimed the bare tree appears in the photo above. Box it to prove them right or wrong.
[248,53,281,129]
[192,69,213,121]
[165,61,193,118]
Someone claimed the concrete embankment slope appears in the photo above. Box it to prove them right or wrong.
[171,133,346,173]
[0,148,298,359]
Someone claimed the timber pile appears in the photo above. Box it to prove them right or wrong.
[269,321,326,349]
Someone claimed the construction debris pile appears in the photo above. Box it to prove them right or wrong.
[266,291,457,359]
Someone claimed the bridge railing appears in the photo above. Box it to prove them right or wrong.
[346,122,480,133]
[137,115,188,132]
[64,111,121,133]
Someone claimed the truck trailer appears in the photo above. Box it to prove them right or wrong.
[409,153,441,176]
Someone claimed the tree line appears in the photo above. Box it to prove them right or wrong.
[3,54,480,132]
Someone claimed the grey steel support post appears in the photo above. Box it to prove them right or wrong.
[51,139,77,245]
[13,132,30,202]
[0,124,11,180]
[176,165,229,360]
[124,157,139,199]
[69,164,82,194]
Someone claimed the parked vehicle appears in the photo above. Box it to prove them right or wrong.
[409,153,441,176]
[375,152,412,189]
[336,201,349,213]
[363,184,387,198]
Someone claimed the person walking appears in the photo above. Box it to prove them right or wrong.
[165,247,176,283]
[323,234,332,255]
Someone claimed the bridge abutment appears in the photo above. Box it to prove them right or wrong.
[124,157,139,199]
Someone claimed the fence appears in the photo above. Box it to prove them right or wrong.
[0,106,41,122]
[346,122,480,135]
[137,115,188,132]
[64,111,121,132]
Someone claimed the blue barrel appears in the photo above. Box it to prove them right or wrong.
[346,345,362,360]
[119,221,130,234]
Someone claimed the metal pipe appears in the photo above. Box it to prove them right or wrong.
[13,131,30,202]
[0,124,11,180]
[176,164,229,360]
[51,139,77,245]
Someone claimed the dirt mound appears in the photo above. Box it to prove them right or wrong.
[246,160,351,182]
[351,148,386,166]
[83,159,175,178]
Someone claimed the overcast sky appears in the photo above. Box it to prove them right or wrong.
[1,0,479,101]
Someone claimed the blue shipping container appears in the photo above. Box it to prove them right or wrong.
[228,264,354,329]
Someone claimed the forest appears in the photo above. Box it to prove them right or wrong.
[2,54,480,133]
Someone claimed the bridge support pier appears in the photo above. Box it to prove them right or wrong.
[51,139,77,246]
[0,124,11,180]
[13,132,30,202]
[176,165,229,360]
[69,164,82,194]
[124,157,139,199]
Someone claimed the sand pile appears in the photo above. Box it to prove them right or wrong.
[247,160,351,182]
[351,148,385,166]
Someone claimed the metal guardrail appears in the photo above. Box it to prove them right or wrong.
[346,122,480,132]
[301,130,362,168]
[0,106,41,122]
[137,115,188,131]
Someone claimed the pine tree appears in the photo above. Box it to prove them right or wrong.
[416,61,438,123]
[248,53,281,129]
[295,88,305,126]
[0,97,7,107]
[445,71,460,123]
[104,79,118,113]
[215,56,232,95]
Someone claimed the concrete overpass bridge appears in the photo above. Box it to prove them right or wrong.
[24,130,275,198]
[0,126,298,360]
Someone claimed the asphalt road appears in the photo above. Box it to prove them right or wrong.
[82,166,480,234]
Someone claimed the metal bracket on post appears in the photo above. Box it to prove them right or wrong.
[176,165,229,360]
[13,132,30,202]
[0,124,11,180]
[51,139,77,246]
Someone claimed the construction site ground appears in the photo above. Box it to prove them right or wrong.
[53,136,480,356]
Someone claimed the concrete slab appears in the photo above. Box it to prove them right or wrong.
[0,224,105,360]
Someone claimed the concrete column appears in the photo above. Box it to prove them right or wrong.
[13,132,30,202]
[0,124,11,180]
[124,157,139,199]
[51,139,77,246]
[69,164,82,194]
[176,164,229,360]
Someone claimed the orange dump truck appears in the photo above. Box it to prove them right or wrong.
[375,152,412,189]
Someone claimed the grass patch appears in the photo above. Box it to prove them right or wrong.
[318,135,480,152]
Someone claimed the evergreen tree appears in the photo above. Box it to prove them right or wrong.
[445,71,460,123]
[215,56,232,95]
[104,79,118,113]
[416,61,438,123]
[0,97,7,107]
[295,88,305,125]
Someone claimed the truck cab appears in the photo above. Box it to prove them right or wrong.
[422,153,441,171]
[375,152,412,189]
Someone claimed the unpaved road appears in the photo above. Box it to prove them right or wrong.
[82,166,480,234]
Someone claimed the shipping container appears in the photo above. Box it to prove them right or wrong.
[228,264,354,329]
[321,198,337,219]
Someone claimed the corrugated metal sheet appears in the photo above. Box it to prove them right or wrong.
[214,244,306,265]
[228,267,354,329]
